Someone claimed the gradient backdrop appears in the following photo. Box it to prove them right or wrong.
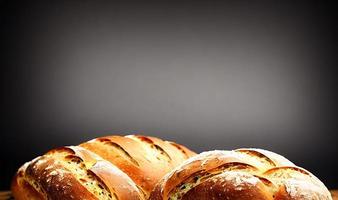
[1,1,337,190]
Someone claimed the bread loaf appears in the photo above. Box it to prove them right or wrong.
[149,148,332,200]
[11,135,196,200]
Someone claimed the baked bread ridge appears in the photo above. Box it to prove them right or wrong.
[79,135,196,197]
[12,145,145,200]
[149,148,332,200]
[12,135,196,200]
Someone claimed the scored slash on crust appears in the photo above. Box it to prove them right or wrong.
[12,135,196,200]
[149,148,332,200]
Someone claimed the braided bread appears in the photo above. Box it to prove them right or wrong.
[11,135,196,200]
[149,148,332,200]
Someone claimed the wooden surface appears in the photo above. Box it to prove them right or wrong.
[1,190,337,199]
[0,191,12,200]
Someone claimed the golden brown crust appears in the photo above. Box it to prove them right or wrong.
[26,156,98,200]
[79,135,196,197]
[149,149,332,200]
[182,172,274,200]
[12,146,145,200]
[11,163,45,200]
[12,135,195,200]
[70,146,144,200]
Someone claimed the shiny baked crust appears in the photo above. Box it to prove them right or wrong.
[11,135,196,200]
[149,148,332,200]
[80,135,195,197]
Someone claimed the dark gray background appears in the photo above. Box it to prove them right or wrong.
[1,1,337,190]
